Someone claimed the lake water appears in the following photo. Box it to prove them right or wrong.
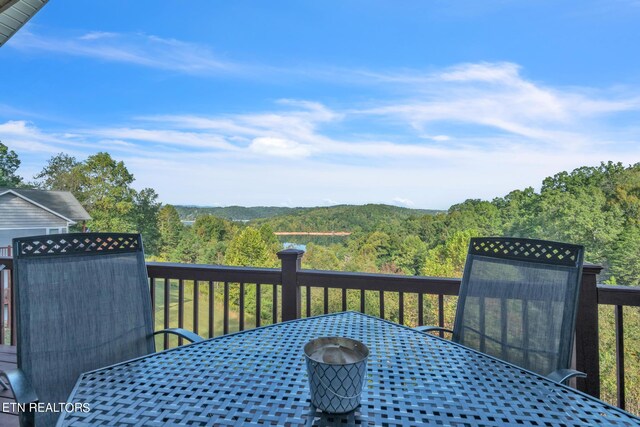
[278,235,348,249]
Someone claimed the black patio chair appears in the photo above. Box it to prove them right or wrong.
[417,237,585,384]
[0,233,203,427]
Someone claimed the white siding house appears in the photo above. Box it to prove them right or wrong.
[0,188,91,249]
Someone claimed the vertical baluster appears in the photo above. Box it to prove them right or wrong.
[208,281,214,338]
[9,272,15,346]
[379,291,385,319]
[239,283,245,331]
[178,279,184,346]
[150,277,156,327]
[272,284,278,324]
[306,286,311,318]
[479,297,486,353]
[256,283,262,327]
[324,287,329,314]
[193,280,199,336]
[418,293,424,326]
[360,289,365,314]
[164,278,170,349]
[522,300,529,368]
[399,292,404,325]
[438,294,444,338]
[501,298,508,361]
[615,305,625,410]
[223,282,230,335]
[341,288,347,312]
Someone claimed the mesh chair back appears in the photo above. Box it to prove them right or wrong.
[453,237,584,377]
[12,233,155,427]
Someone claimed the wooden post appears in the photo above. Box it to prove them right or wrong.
[575,264,603,398]
[277,249,304,322]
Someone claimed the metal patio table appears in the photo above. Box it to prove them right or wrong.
[57,312,640,426]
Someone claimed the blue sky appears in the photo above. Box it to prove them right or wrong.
[1,1,640,209]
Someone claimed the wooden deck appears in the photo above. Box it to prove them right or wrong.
[0,345,19,426]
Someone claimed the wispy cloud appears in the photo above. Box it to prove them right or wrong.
[0,120,72,153]
[358,62,640,150]
[10,30,237,75]
[87,127,239,151]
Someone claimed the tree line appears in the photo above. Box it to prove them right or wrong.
[2,141,639,286]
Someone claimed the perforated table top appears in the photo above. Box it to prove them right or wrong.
[58,312,640,426]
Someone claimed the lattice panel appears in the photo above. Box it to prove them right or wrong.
[58,312,639,426]
[470,237,582,266]
[15,233,141,258]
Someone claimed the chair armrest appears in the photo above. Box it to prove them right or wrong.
[0,368,37,404]
[414,326,454,335]
[154,328,205,343]
[547,368,587,384]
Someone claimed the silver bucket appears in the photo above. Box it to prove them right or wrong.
[304,337,369,414]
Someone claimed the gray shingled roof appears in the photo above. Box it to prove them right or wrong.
[0,188,91,221]
[0,0,48,48]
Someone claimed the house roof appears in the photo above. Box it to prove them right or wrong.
[0,188,91,222]
[0,0,48,48]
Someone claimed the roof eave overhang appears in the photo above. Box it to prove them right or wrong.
[0,189,78,225]
[0,0,49,48]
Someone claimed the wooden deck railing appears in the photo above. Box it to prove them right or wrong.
[1,250,639,411]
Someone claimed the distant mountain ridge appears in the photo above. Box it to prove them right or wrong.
[174,204,443,232]
[176,205,304,221]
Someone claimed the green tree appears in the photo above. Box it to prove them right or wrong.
[134,188,161,255]
[0,142,23,187]
[193,215,231,242]
[33,153,83,192]
[259,224,281,254]
[191,215,235,264]
[78,152,135,215]
[224,227,276,267]
[35,151,162,246]
[608,225,640,286]
[493,187,541,236]
[538,186,623,263]
[394,235,427,275]
[423,229,477,277]
[158,205,184,257]
[302,243,342,270]
[447,199,503,237]
[170,229,199,264]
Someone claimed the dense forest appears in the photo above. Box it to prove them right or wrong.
[2,143,639,412]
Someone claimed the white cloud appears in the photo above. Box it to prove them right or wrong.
[438,62,523,83]
[430,135,451,141]
[10,30,236,75]
[249,137,313,158]
[87,127,239,151]
[358,62,640,151]
[0,120,71,153]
